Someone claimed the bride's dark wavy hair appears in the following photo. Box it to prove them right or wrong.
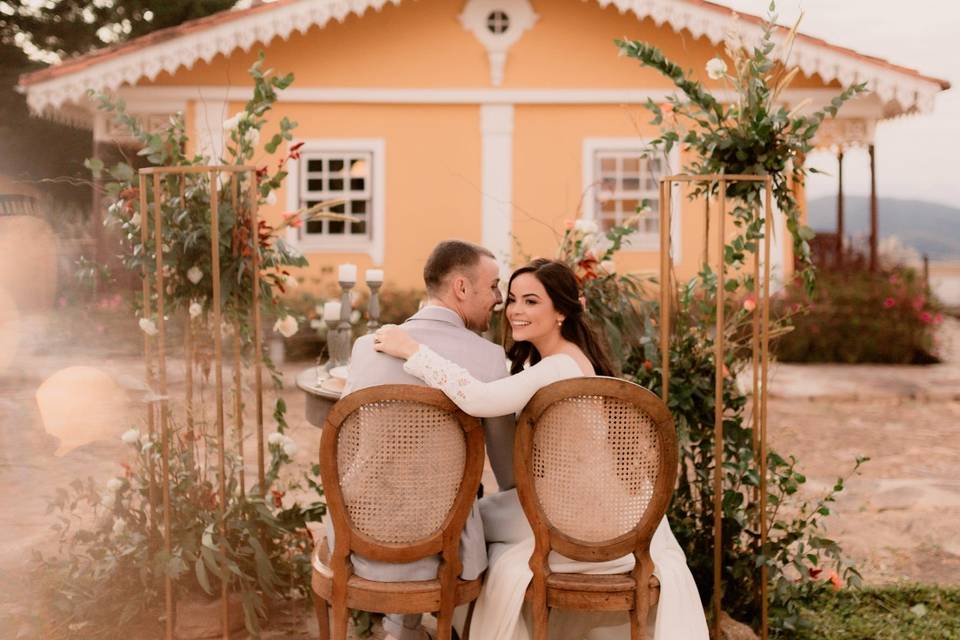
[503,258,616,377]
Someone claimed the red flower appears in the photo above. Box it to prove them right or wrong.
[808,567,823,580]
[883,297,896,309]
[643,360,653,372]
[271,489,286,509]
[920,311,933,324]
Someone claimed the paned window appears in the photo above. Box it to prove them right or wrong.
[298,152,372,240]
[593,150,663,235]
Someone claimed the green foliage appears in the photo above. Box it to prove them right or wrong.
[792,585,960,640]
[88,53,308,344]
[2,0,238,60]
[0,2,238,208]
[553,217,865,633]
[31,404,325,639]
[776,266,943,364]
[615,3,865,294]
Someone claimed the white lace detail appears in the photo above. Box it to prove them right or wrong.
[403,345,584,418]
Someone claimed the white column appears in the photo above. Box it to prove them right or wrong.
[480,104,514,272]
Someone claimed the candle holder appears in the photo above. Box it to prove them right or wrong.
[366,280,383,334]
[326,279,355,367]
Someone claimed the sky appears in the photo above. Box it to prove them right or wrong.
[712,0,959,208]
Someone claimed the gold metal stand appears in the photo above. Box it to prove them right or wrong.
[658,174,773,640]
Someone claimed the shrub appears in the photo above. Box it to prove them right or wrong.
[776,266,943,364]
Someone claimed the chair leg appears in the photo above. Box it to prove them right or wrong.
[530,600,549,640]
[436,602,456,640]
[461,599,477,640]
[331,605,349,640]
[312,592,330,640]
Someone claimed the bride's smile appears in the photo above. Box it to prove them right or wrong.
[505,273,564,346]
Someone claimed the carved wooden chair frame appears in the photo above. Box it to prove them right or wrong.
[514,377,678,640]
[312,384,486,640]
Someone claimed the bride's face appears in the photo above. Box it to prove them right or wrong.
[505,273,563,344]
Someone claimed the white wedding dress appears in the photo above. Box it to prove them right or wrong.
[402,346,709,640]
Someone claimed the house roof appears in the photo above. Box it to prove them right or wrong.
[18,0,950,118]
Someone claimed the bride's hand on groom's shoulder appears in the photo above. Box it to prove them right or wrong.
[372,324,420,360]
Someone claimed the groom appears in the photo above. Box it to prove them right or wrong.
[339,239,515,640]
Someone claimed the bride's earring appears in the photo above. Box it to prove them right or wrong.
[557,317,564,327]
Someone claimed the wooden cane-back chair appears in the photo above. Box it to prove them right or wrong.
[311,385,485,640]
[514,377,678,640]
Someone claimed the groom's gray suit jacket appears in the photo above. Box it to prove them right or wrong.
[330,305,516,581]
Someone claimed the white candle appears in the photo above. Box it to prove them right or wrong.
[365,268,384,283]
[338,263,357,283]
[323,301,341,322]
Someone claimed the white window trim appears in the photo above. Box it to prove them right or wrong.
[285,138,385,264]
[582,137,681,262]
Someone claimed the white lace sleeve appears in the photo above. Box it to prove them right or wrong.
[403,345,581,417]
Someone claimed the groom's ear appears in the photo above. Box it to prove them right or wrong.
[450,273,470,301]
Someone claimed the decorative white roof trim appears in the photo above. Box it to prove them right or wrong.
[596,0,942,114]
[21,0,402,114]
[21,0,944,117]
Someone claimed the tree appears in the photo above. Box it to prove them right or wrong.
[0,1,239,207]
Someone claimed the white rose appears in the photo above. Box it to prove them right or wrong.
[593,234,613,257]
[574,219,599,235]
[285,275,298,289]
[187,266,203,285]
[138,318,158,336]
[282,437,299,457]
[350,309,361,324]
[121,428,141,445]
[265,191,277,206]
[244,127,261,147]
[161,243,170,253]
[268,432,284,445]
[189,301,202,319]
[141,438,154,453]
[222,112,243,131]
[112,518,126,535]
[706,57,728,80]
[107,478,124,492]
[101,492,115,508]
[273,315,298,338]
[129,212,141,228]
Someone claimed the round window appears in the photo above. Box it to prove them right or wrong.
[486,10,510,34]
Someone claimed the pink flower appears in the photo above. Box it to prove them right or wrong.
[743,297,756,312]
[913,296,926,311]
[563,219,575,230]
[920,311,933,324]
[883,297,896,309]
[934,313,944,325]
[281,211,303,229]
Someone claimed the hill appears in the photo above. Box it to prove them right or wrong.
[807,196,960,260]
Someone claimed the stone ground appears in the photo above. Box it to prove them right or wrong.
[1,310,958,638]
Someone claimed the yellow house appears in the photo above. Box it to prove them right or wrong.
[19,0,948,291]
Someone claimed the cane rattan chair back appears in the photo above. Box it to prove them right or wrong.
[515,377,678,640]
[312,385,485,640]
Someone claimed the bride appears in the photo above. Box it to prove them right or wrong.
[373,258,709,640]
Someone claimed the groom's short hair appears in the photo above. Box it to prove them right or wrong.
[423,240,495,294]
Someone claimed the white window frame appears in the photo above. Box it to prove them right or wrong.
[285,138,385,264]
[582,137,680,261]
